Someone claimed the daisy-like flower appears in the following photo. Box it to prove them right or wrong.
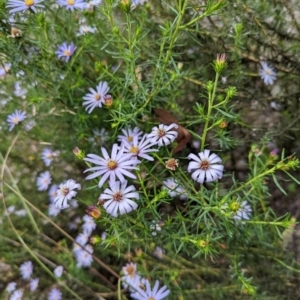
[84,144,140,188]
[123,134,158,161]
[117,127,143,144]
[233,201,252,222]
[82,81,109,113]
[42,148,60,167]
[29,278,39,291]
[75,244,94,268]
[56,0,86,11]
[75,232,89,247]
[10,289,24,300]
[7,110,26,131]
[88,128,109,146]
[82,215,97,235]
[20,261,33,280]
[54,179,81,209]
[122,262,141,290]
[6,0,44,14]
[14,81,27,99]
[259,61,277,85]
[48,184,58,203]
[163,178,182,198]
[6,282,17,293]
[99,180,139,217]
[148,123,178,146]
[77,24,97,36]
[48,204,61,217]
[48,288,62,300]
[14,209,27,216]
[54,266,63,278]
[85,0,101,11]
[130,279,170,300]
[0,63,11,77]
[36,171,52,191]
[187,149,224,183]
[55,42,76,62]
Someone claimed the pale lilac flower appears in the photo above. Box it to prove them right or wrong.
[7,110,26,131]
[75,244,93,268]
[117,127,143,144]
[84,144,140,188]
[48,204,61,217]
[99,180,139,217]
[70,199,79,208]
[42,148,59,167]
[162,178,182,198]
[24,119,36,131]
[20,261,33,280]
[54,179,81,209]
[123,134,158,161]
[75,232,89,247]
[6,205,15,215]
[88,128,109,146]
[54,266,63,278]
[6,0,44,14]
[259,61,277,85]
[36,171,52,191]
[187,149,224,183]
[56,0,86,10]
[82,81,109,113]
[55,42,76,62]
[0,63,11,77]
[233,201,252,221]
[48,184,58,203]
[29,278,39,291]
[68,216,81,230]
[48,288,62,300]
[82,215,97,235]
[14,209,27,216]
[6,282,17,293]
[130,279,170,300]
[148,123,178,146]
[77,24,97,36]
[122,262,141,290]
[14,81,27,98]
[85,0,101,10]
[9,289,24,300]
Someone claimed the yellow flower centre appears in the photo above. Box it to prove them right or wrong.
[129,146,139,155]
[12,117,19,124]
[199,160,210,170]
[67,0,75,5]
[127,136,133,142]
[94,94,101,101]
[148,298,155,300]
[157,129,166,137]
[64,50,71,56]
[107,160,117,170]
[25,0,34,6]
[113,192,123,202]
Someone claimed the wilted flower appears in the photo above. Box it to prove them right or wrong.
[165,158,179,171]
[86,205,101,219]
